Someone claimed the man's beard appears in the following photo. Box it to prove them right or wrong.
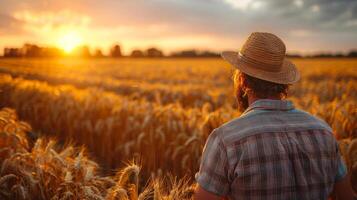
[235,86,249,113]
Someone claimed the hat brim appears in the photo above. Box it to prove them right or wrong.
[221,51,300,84]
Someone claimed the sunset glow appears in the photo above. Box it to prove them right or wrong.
[57,31,83,53]
[0,0,356,55]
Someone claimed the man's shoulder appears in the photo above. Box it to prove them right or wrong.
[218,109,271,132]
[289,109,332,131]
[216,108,333,144]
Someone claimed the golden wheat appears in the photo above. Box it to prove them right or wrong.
[0,58,356,197]
[0,108,196,200]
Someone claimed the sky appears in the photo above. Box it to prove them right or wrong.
[0,0,356,55]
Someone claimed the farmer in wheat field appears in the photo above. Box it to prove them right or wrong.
[194,32,355,200]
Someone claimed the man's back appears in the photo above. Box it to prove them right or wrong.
[195,99,347,200]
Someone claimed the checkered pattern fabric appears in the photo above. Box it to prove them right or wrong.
[196,99,347,200]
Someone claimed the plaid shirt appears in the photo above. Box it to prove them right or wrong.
[196,99,347,200]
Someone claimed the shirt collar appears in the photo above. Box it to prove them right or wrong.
[242,99,295,115]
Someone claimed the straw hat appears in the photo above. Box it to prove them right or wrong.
[221,32,300,84]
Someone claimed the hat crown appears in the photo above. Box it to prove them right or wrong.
[240,32,286,70]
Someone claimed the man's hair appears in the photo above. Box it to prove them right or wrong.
[234,71,289,99]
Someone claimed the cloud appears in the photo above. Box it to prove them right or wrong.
[290,29,313,37]
[223,0,265,10]
[311,4,320,12]
[12,10,91,33]
[0,14,25,35]
[0,0,356,53]
[293,0,304,8]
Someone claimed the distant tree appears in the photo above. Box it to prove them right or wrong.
[41,47,64,57]
[146,47,164,57]
[334,53,344,58]
[171,50,220,58]
[72,45,91,57]
[23,44,41,57]
[286,54,302,58]
[171,50,198,57]
[94,49,104,58]
[131,49,144,57]
[347,50,357,57]
[4,48,22,57]
[199,51,219,57]
[110,45,122,57]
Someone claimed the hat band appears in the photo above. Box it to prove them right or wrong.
[238,52,283,72]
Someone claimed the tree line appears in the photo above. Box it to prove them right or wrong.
[2,43,357,58]
[2,44,165,58]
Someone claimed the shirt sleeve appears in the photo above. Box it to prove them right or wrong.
[195,128,230,196]
[335,141,348,182]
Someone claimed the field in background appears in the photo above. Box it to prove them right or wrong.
[0,58,356,195]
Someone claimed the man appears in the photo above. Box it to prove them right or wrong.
[194,32,354,200]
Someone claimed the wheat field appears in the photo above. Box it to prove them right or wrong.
[0,58,356,199]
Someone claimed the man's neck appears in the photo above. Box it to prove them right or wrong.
[248,96,282,106]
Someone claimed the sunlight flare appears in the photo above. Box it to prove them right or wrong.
[57,31,82,53]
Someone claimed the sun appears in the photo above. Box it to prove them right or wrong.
[57,31,82,53]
